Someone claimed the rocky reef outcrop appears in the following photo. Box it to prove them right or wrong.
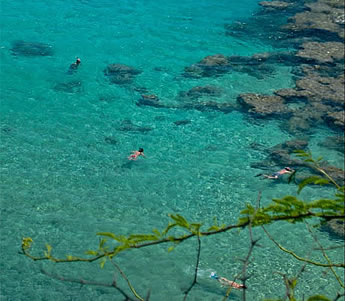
[104,64,141,85]
[11,40,53,56]
[178,85,222,99]
[183,54,231,78]
[296,41,344,64]
[237,94,290,118]
[53,80,82,93]
[283,0,345,40]
[136,94,164,108]
[322,219,345,239]
[259,1,291,10]
[117,120,153,133]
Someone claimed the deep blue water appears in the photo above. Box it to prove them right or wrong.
[0,0,344,300]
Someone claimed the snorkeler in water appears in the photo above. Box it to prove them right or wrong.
[256,167,294,179]
[67,57,81,74]
[128,148,146,160]
[210,272,247,289]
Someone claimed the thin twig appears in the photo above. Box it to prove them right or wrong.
[183,234,201,300]
[305,222,344,288]
[109,259,145,301]
[223,192,262,301]
[333,292,345,301]
[313,245,345,251]
[40,268,135,300]
[278,263,310,300]
[240,193,262,301]
[262,226,345,268]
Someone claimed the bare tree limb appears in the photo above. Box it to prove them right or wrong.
[40,268,135,301]
[183,234,201,300]
[223,192,262,301]
[262,226,345,268]
[333,292,345,301]
[21,213,345,265]
[305,222,345,288]
[109,259,145,301]
[313,245,345,251]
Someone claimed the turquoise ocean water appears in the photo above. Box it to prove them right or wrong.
[0,0,344,300]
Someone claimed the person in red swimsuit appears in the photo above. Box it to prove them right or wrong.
[263,167,294,179]
[210,272,246,289]
[128,148,146,160]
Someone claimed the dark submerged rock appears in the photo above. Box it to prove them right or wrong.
[251,139,309,170]
[323,110,345,130]
[296,41,345,64]
[273,64,344,134]
[136,94,164,108]
[178,85,222,99]
[1,126,13,134]
[153,66,169,72]
[104,136,117,145]
[271,139,309,153]
[224,2,303,49]
[183,51,301,80]
[318,163,345,186]
[11,40,53,56]
[104,64,141,85]
[183,54,231,78]
[259,1,291,10]
[318,136,345,153]
[133,87,149,94]
[181,101,237,114]
[295,73,344,107]
[174,120,191,126]
[154,115,167,121]
[237,93,290,118]
[136,95,237,114]
[53,80,82,93]
[284,115,312,135]
[321,219,345,239]
[282,0,345,41]
[274,88,311,101]
[117,120,153,133]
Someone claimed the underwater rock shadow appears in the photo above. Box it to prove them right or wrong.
[104,63,141,85]
[53,80,83,93]
[319,219,345,241]
[116,119,153,133]
[11,40,54,56]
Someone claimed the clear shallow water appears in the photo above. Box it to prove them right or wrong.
[0,0,344,300]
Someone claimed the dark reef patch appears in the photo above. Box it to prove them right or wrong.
[183,54,231,78]
[174,120,191,126]
[117,120,153,133]
[104,136,118,145]
[11,40,53,57]
[321,219,345,240]
[318,136,345,154]
[53,80,82,93]
[178,86,223,100]
[237,94,291,118]
[136,94,164,108]
[104,64,141,85]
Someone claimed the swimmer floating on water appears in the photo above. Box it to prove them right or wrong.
[256,167,294,179]
[128,148,146,160]
[210,272,246,289]
[67,57,81,74]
